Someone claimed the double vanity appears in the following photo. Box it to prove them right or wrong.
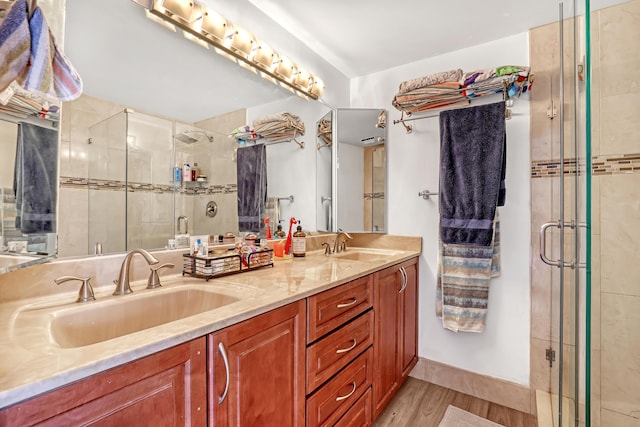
[0,234,420,426]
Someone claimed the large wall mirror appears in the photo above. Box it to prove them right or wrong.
[334,109,387,233]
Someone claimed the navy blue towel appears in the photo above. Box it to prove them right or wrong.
[14,122,58,233]
[236,144,267,232]
[439,102,506,246]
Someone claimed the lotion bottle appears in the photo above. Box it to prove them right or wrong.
[292,224,306,257]
[183,163,192,181]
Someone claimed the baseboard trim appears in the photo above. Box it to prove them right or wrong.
[410,357,533,414]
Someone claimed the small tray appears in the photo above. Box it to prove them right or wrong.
[182,248,273,281]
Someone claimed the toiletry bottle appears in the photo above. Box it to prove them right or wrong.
[173,164,182,182]
[193,162,201,179]
[191,164,197,181]
[194,238,201,256]
[292,224,306,257]
[199,239,208,256]
[274,224,286,238]
[183,163,192,181]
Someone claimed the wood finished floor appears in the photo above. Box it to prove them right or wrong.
[373,377,537,427]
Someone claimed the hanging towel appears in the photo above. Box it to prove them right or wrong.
[436,213,501,333]
[439,101,506,246]
[236,144,267,232]
[14,122,58,233]
[22,5,83,101]
[0,0,31,92]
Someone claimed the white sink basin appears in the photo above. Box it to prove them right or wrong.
[13,284,248,349]
[332,248,401,263]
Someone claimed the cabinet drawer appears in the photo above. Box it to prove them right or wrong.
[306,348,373,427]
[334,386,372,427]
[307,275,373,343]
[307,310,374,394]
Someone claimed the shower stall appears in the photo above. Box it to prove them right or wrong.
[87,109,227,255]
[530,0,640,425]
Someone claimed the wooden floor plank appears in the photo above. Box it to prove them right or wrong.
[373,377,537,427]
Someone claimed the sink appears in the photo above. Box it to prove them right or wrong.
[332,248,401,263]
[14,285,243,349]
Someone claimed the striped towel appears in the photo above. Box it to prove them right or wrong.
[22,5,83,101]
[0,0,30,92]
[436,214,501,333]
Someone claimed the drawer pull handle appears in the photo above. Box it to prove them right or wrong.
[336,339,357,354]
[336,382,357,402]
[218,342,230,404]
[337,298,357,309]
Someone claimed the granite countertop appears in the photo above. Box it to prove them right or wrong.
[0,234,421,409]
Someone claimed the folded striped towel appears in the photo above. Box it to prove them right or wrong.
[436,214,501,333]
[22,5,83,101]
[0,0,31,92]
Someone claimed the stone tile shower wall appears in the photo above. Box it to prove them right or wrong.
[529,1,640,425]
[59,94,243,257]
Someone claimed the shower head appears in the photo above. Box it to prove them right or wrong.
[175,131,214,144]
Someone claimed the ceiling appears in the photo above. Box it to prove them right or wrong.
[247,0,626,78]
[64,0,627,123]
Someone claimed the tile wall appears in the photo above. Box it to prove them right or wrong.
[529,1,640,425]
[58,94,243,257]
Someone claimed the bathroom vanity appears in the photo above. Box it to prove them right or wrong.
[0,235,419,426]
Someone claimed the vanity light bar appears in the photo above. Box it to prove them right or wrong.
[142,0,325,100]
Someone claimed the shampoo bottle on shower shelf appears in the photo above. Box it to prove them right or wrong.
[183,163,191,181]
[292,224,306,257]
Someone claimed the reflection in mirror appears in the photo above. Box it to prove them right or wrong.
[316,111,333,231]
[0,118,57,273]
[84,106,241,255]
[335,109,387,233]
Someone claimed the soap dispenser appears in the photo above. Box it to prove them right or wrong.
[292,223,306,257]
[274,224,286,238]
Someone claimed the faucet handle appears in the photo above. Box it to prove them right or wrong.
[147,263,175,289]
[55,275,96,303]
[322,242,332,255]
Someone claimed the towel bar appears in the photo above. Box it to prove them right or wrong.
[418,190,438,200]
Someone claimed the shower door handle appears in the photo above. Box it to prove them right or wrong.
[539,220,575,268]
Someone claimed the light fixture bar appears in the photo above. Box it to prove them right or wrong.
[145,1,324,100]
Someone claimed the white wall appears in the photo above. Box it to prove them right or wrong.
[351,33,531,385]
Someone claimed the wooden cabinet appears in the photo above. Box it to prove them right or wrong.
[0,338,207,427]
[373,257,419,418]
[208,300,306,427]
[306,275,374,427]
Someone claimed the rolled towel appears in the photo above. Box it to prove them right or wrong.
[22,5,83,101]
[397,69,463,94]
[0,0,30,92]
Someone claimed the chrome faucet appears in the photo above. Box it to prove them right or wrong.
[333,230,353,254]
[113,248,159,295]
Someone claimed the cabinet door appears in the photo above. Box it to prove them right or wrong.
[209,300,306,427]
[373,257,419,418]
[399,258,419,380]
[373,264,402,417]
[0,338,207,427]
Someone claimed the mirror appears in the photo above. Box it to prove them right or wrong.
[0,119,58,274]
[334,109,387,233]
[316,111,333,231]
[53,0,331,261]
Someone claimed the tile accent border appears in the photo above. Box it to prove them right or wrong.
[531,153,640,178]
[410,357,533,414]
[60,176,237,195]
[363,192,385,200]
